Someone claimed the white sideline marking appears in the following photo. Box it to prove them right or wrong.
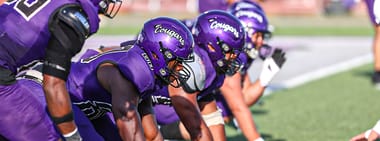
[264,53,373,96]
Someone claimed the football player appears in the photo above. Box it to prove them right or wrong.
[16,61,105,141]
[66,17,195,141]
[364,0,380,89]
[0,0,121,140]
[13,17,195,141]
[214,3,286,141]
[153,10,246,141]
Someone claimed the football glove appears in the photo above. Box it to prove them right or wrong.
[259,48,286,87]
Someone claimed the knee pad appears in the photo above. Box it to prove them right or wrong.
[202,108,224,127]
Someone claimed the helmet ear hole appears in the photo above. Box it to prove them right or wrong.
[152,52,159,60]
[207,44,216,52]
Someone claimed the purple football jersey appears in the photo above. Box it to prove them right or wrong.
[67,45,160,120]
[0,79,61,141]
[0,0,99,73]
[365,0,379,25]
[0,76,104,141]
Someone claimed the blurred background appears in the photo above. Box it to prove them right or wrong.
[94,1,380,141]
[2,0,380,141]
[97,0,373,36]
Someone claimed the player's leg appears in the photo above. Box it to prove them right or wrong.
[365,0,380,87]
[198,97,226,141]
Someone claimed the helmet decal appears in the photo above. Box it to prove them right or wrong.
[209,19,240,38]
[154,24,185,46]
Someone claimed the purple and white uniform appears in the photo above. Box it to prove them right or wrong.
[0,0,99,74]
[67,41,162,140]
[153,46,226,125]
[365,0,380,25]
[15,63,105,141]
[0,0,99,140]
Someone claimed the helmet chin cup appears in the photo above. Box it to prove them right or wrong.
[246,48,258,59]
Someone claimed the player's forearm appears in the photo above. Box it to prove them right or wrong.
[243,79,265,106]
[171,97,212,141]
[42,75,76,134]
[116,117,145,141]
[221,87,261,141]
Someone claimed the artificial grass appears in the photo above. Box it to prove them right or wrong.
[226,63,380,141]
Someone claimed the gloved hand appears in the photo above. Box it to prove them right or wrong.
[63,128,82,141]
[259,48,286,87]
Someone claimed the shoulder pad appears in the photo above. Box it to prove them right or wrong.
[58,5,90,38]
[181,53,206,93]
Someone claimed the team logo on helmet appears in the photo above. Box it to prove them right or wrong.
[154,24,185,46]
[235,10,264,23]
[209,19,240,38]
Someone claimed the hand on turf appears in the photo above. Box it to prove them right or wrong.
[259,48,286,87]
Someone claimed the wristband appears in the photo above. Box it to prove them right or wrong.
[365,129,372,139]
[51,111,74,125]
[63,127,82,141]
[373,120,380,134]
[63,128,78,137]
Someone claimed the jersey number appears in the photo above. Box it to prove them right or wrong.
[74,100,112,120]
[5,0,51,21]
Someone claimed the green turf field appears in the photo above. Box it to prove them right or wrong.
[225,63,380,141]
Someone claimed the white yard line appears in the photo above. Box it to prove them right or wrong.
[264,53,373,95]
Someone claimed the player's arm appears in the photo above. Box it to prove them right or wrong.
[43,5,90,140]
[96,63,145,141]
[168,86,213,141]
[139,96,164,141]
[220,73,263,141]
[244,48,286,106]
[168,57,213,141]
[242,74,266,106]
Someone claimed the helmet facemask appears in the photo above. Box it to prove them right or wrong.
[215,37,242,75]
[244,26,272,59]
[158,43,194,88]
[99,0,122,18]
